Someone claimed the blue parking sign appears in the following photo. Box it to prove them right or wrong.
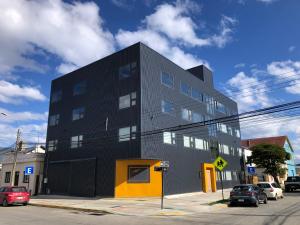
[25,166,34,175]
[247,166,256,175]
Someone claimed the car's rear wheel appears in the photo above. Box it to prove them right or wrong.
[264,197,268,204]
[254,199,259,207]
[23,202,28,206]
[2,199,8,207]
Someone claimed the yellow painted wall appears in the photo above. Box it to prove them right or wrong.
[202,163,217,193]
[115,159,162,198]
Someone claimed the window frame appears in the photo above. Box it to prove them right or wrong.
[48,139,58,152]
[23,171,30,183]
[119,92,137,110]
[127,165,150,183]
[73,81,87,96]
[72,107,85,121]
[49,114,60,126]
[161,100,175,115]
[118,126,137,142]
[70,135,83,149]
[5,171,11,183]
[163,132,176,145]
[161,72,174,88]
[119,62,137,80]
[180,81,191,97]
[51,90,62,103]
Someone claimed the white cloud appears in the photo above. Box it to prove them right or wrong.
[0,123,47,147]
[57,63,79,75]
[111,0,136,9]
[0,108,48,123]
[289,46,296,52]
[267,60,300,94]
[0,80,47,104]
[234,63,246,68]
[225,72,272,112]
[116,1,237,69]
[257,0,277,3]
[0,0,115,75]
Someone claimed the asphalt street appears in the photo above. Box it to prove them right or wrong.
[0,192,300,225]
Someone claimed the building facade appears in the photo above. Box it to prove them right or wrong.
[241,136,296,182]
[0,146,44,195]
[45,43,242,197]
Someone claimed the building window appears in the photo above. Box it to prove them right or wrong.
[119,126,136,142]
[219,143,230,154]
[23,171,29,183]
[235,129,241,138]
[208,124,217,137]
[216,101,226,114]
[191,88,203,102]
[161,100,175,114]
[205,95,215,115]
[161,72,174,88]
[232,171,238,181]
[163,132,176,145]
[181,108,192,121]
[218,123,227,133]
[119,62,137,79]
[192,112,203,123]
[5,172,11,183]
[227,126,233,136]
[128,166,150,183]
[71,135,83,149]
[72,107,85,121]
[73,81,86,96]
[225,171,232,181]
[180,82,191,96]
[48,140,58,151]
[183,136,194,148]
[119,92,136,109]
[49,114,60,126]
[51,90,62,103]
[238,147,243,156]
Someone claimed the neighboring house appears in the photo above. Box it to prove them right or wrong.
[45,42,242,197]
[241,136,296,184]
[0,145,45,195]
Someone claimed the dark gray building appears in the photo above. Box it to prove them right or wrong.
[44,43,242,197]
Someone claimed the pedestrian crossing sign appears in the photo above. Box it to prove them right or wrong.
[213,156,228,171]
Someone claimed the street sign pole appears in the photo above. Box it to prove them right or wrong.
[27,176,30,194]
[219,170,224,200]
[161,169,164,210]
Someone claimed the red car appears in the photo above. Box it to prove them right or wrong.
[0,186,30,207]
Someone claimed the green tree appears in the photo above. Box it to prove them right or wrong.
[247,143,290,184]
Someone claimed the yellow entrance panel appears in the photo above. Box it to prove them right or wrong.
[202,163,217,193]
[115,159,162,198]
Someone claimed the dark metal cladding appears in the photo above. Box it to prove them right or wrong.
[44,42,242,197]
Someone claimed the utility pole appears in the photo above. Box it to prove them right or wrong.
[11,129,21,186]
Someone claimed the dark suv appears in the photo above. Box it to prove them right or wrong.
[285,176,300,192]
[229,184,268,207]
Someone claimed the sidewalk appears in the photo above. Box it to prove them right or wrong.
[29,189,231,217]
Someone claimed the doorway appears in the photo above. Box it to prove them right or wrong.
[14,171,20,186]
[202,163,217,193]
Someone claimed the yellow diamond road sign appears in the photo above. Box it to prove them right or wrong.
[213,156,228,171]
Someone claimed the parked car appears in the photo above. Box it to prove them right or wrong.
[285,176,300,192]
[229,184,267,207]
[257,182,283,200]
[0,186,30,207]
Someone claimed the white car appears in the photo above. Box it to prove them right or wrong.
[257,182,283,200]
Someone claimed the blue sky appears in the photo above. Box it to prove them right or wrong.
[0,0,300,161]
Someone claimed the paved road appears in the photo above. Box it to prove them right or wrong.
[1,192,300,225]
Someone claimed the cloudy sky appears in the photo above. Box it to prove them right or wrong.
[0,0,299,161]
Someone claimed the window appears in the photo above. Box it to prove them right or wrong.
[227,126,233,136]
[72,107,85,121]
[48,140,58,151]
[225,171,232,180]
[119,92,136,109]
[128,166,150,183]
[218,123,227,133]
[216,101,226,114]
[235,129,241,138]
[73,81,86,96]
[23,171,29,183]
[51,90,62,103]
[161,72,174,88]
[71,135,83,149]
[219,144,230,154]
[181,108,192,121]
[195,138,208,150]
[208,124,217,137]
[238,148,243,156]
[161,100,175,114]
[180,82,191,96]
[232,171,238,181]
[119,126,136,142]
[5,172,11,183]
[192,112,203,123]
[119,62,137,79]
[163,132,176,145]
[49,114,60,126]
[191,88,203,102]
[183,136,194,148]
[205,95,215,115]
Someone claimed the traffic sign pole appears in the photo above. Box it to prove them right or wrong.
[219,170,224,200]
[161,169,164,210]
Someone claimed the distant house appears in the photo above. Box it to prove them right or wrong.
[241,136,296,183]
[296,163,300,176]
[0,145,45,195]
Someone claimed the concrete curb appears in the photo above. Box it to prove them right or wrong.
[29,202,112,215]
